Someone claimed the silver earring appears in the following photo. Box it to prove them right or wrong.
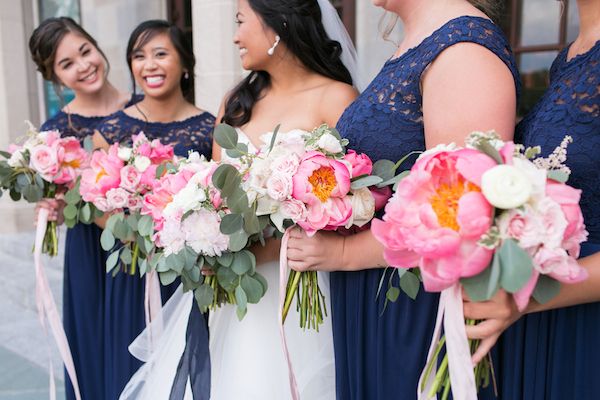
[184,71,189,79]
[267,35,281,56]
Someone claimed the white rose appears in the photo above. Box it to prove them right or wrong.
[481,164,533,209]
[7,150,27,167]
[117,147,133,161]
[317,133,343,154]
[134,156,151,172]
[266,172,293,201]
[345,187,375,228]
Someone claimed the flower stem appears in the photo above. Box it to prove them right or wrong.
[282,270,302,323]
[130,242,139,275]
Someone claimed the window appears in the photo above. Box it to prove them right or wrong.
[500,0,580,115]
[330,0,355,42]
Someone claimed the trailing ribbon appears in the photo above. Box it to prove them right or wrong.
[169,304,211,400]
[279,228,301,400]
[34,208,81,400]
[418,283,476,400]
[144,269,164,350]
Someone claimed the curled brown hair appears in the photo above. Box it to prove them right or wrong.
[29,17,109,86]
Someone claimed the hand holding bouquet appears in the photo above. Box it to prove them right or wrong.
[0,124,88,255]
[372,132,588,399]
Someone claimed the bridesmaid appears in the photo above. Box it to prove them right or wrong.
[95,20,214,399]
[286,0,520,398]
[28,17,135,400]
[469,0,600,398]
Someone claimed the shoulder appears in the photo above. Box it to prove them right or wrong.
[318,80,358,127]
[40,112,67,132]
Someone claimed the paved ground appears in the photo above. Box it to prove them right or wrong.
[0,229,66,400]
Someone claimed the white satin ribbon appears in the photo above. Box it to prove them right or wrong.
[34,208,81,400]
[278,228,301,400]
[144,269,164,350]
[418,284,477,400]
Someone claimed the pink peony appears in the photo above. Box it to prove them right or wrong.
[53,137,88,185]
[80,145,123,203]
[149,139,175,163]
[292,151,353,235]
[141,169,194,229]
[372,149,495,292]
[344,150,373,178]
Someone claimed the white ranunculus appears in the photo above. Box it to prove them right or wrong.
[512,157,547,201]
[481,164,533,209]
[134,156,151,172]
[345,187,375,228]
[117,147,133,161]
[317,133,343,154]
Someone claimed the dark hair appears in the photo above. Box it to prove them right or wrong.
[126,20,195,102]
[29,17,110,93]
[222,0,353,126]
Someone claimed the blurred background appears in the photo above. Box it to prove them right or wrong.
[0,0,580,398]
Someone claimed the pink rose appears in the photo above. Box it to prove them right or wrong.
[127,196,143,211]
[106,187,129,210]
[30,144,59,179]
[266,172,293,201]
[344,150,373,178]
[280,199,307,222]
[120,165,142,192]
[546,181,588,257]
[271,154,300,175]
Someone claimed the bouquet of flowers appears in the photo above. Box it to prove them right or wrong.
[213,123,395,329]
[372,132,588,399]
[0,124,88,255]
[141,152,268,318]
[73,132,175,274]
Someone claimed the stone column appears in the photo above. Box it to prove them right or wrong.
[192,0,242,115]
[0,0,42,233]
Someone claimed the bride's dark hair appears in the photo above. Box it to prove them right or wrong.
[222,0,353,126]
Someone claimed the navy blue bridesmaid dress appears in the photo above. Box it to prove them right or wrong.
[96,110,214,399]
[41,108,130,400]
[496,40,600,400]
[331,16,520,399]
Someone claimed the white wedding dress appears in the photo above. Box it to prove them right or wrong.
[120,130,336,400]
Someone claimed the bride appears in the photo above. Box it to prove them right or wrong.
[120,0,361,398]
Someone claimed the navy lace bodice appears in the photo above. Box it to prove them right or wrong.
[516,41,600,243]
[40,95,142,144]
[337,16,521,164]
[96,110,215,158]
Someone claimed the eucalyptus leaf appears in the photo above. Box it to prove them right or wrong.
[253,272,268,292]
[79,203,92,222]
[379,170,410,189]
[241,274,264,303]
[350,175,383,190]
[9,189,21,201]
[159,270,178,286]
[216,266,238,292]
[64,188,81,204]
[229,230,249,252]
[127,213,139,231]
[476,140,503,165]
[547,169,569,183]
[23,185,43,202]
[212,164,238,190]
[372,159,396,181]
[100,229,115,251]
[386,286,400,302]
[498,239,533,293]
[137,215,154,237]
[235,286,248,310]
[83,136,94,152]
[221,172,242,198]
[194,284,215,312]
[532,275,561,305]
[243,210,261,235]
[220,213,243,235]
[228,188,249,214]
[267,124,281,153]
[63,204,78,220]
[214,123,239,150]
[231,251,252,275]
[399,271,420,300]
[120,245,133,264]
[236,305,247,320]
[189,266,201,283]
[225,142,249,158]
[217,252,234,267]
[106,250,120,273]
